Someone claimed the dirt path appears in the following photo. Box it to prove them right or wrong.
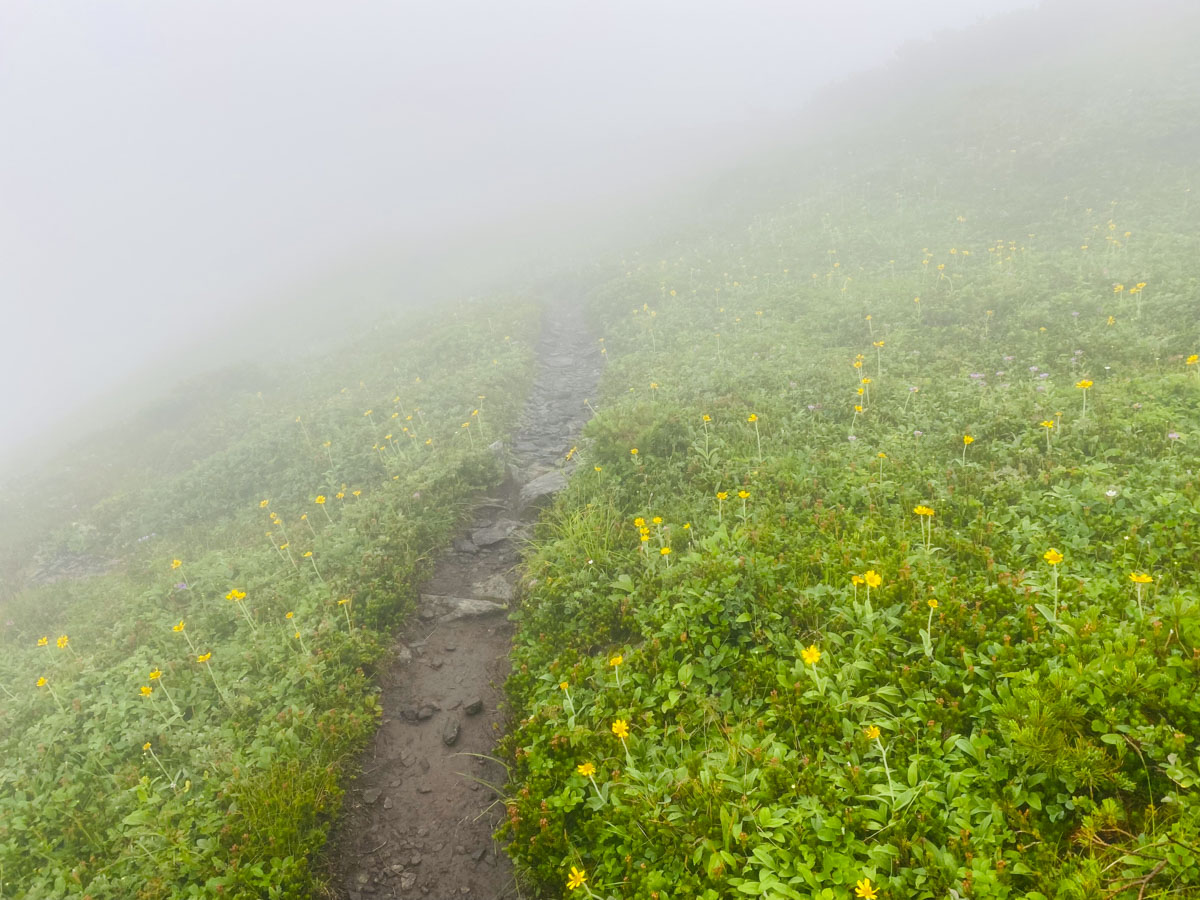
[324,301,600,899]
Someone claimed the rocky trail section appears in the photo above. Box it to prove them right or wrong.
[325,302,600,899]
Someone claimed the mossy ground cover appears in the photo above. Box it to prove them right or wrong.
[501,51,1200,900]
[0,299,538,898]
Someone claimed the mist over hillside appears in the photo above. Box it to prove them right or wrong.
[2,0,1052,470]
[6,0,1200,590]
[2,3,1200,898]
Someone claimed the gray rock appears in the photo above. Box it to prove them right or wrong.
[395,644,413,664]
[417,704,437,720]
[363,787,382,805]
[518,469,568,511]
[420,595,507,622]
[442,718,460,746]
[400,872,417,891]
[383,797,393,810]
[464,697,484,715]
[472,847,488,863]
[452,537,478,554]
[471,520,518,547]
[472,574,513,602]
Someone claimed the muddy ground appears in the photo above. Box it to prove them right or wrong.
[324,302,600,899]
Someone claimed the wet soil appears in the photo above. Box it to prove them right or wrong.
[323,302,600,899]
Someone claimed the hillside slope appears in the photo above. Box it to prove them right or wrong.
[502,9,1200,899]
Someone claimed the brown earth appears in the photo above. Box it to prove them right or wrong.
[323,302,600,899]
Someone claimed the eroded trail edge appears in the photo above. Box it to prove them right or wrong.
[327,302,600,899]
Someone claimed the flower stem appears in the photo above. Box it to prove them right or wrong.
[875,737,896,811]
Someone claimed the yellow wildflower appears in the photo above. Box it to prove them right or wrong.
[567,867,587,891]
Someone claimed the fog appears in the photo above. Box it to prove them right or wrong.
[1,0,1039,465]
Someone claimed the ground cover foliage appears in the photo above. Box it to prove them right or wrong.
[501,37,1200,900]
[0,299,538,898]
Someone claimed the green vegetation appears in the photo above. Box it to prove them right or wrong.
[4,7,1200,900]
[500,28,1200,900]
[0,300,537,898]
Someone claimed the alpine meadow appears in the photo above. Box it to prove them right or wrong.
[1,3,1199,900]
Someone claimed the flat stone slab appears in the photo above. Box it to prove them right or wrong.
[419,595,507,622]
[471,520,519,547]
[518,469,567,512]
[472,574,514,602]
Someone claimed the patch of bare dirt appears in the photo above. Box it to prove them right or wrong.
[323,302,600,899]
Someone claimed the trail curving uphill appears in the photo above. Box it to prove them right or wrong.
[326,301,600,899]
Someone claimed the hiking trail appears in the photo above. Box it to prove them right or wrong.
[325,301,601,899]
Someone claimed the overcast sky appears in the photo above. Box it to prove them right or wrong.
[0,0,1039,457]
